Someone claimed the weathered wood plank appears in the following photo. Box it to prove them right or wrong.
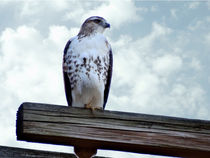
[0,145,74,158]
[16,102,210,158]
[0,145,107,158]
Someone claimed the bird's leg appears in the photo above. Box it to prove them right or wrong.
[85,102,92,109]
[91,106,103,111]
[85,98,94,109]
[85,98,102,111]
[85,103,102,111]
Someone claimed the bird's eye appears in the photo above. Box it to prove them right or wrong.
[93,19,101,24]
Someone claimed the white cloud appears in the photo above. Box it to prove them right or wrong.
[188,15,210,31]
[188,1,200,9]
[16,0,144,31]
[20,0,70,16]
[207,1,210,9]
[0,0,13,5]
[204,32,210,45]
[64,7,85,22]
[164,84,206,117]
[108,21,207,121]
[80,0,143,28]
[47,25,79,48]
[170,9,177,18]
[152,54,183,76]
[190,58,202,71]
[20,1,41,16]
[109,23,173,111]
[148,22,172,40]
[0,25,73,104]
[128,22,172,54]
[188,20,202,31]
[151,5,158,12]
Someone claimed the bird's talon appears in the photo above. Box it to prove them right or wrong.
[85,104,102,111]
[85,103,92,109]
[92,106,103,111]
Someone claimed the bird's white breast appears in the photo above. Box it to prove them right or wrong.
[65,33,110,108]
[70,34,109,57]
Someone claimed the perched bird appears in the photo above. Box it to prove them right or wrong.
[63,16,113,110]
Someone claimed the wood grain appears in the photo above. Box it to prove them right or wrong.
[0,145,107,158]
[0,145,75,158]
[16,102,210,158]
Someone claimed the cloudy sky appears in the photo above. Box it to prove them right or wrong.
[0,0,210,158]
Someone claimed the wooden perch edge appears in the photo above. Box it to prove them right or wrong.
[0,145,75,158]
[16,102,210,158]
[0,145,107,158]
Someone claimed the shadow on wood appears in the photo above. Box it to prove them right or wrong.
[16,102,210,158]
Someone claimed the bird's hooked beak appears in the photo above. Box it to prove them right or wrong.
[104,22,110,28]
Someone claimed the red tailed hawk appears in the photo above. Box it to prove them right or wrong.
[63,16,113,110]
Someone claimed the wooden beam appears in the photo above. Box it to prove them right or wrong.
[0,145,74,158]
[0,145,75,158]
[16,102,210,158]
[0,145,106,158]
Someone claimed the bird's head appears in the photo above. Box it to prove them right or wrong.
[78,16,110,37]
